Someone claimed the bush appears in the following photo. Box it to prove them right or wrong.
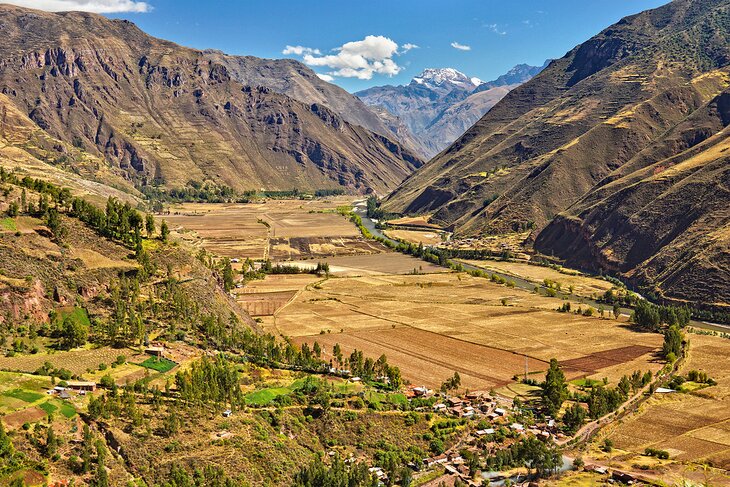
[99,374,115,389]
[644,447,669,459]
[602,438,613,453]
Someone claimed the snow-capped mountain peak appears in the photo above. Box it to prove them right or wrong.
[411,68,480,90]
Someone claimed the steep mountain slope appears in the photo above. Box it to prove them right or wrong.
[536,86,730,305]
[0,5,422,195]
[357,65,544,158]
[201,51,399,142]
[385,0,730,305]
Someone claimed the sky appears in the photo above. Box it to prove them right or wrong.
[8,0,669,92]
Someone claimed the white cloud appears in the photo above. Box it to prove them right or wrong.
[282,45,321,56]
[450,41,471,51]
[401,43,419,52]
[302,35,403,80]
[316,73,334,82]
[486,23,507,35]
[4,0,151,12]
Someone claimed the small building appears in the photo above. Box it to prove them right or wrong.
[424,454,448,467]
[67,381,97,392]
[433,403,447,412]
[145,346,165,357]
[222,409,233,417]
[510,423,524,432]
[448,397,463,407]
[494,407,506,416]
[349,376,362,383]
[475,428,495,437]
[656,387,675,393]
[412,386,431,396]
[59,390,71,400]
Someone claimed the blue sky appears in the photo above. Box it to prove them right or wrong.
[13,0,669,92]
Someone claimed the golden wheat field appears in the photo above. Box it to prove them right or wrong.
[279,272,662,389]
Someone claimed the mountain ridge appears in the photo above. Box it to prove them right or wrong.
[0,4,423,195]
[383,0,730,305]
[356,63,546,158]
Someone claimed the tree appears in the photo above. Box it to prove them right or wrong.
[7,201,18,217]
[145,213,155,238]
[0,418,13,458]
[93,460,110,487]
[45,426,57,458]
[61,315,88,349]
[160,220,169,242]
[632,300,660,330]
[399,467,413,487]
[562,403,586,434]
[46,207,65,241]
[81,424,93,473]
[542,358,567,416]
[613,303,621,319]
[222,258,234,292]
[662,325,683,361]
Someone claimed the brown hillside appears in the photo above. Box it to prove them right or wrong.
[0,5,422,195]
[384,0,730,305]
[386,0,730,232]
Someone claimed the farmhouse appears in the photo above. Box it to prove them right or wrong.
[66,380,97,392]
[424,454,448,467]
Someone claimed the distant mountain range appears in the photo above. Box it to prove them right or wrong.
[0,4,422,195]
[385,0,730,306]
[356,63,548,158]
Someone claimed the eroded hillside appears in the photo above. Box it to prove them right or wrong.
[0,5,422,195]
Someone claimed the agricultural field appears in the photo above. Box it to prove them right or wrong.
[164,198,385,261]
[0,371,78,428]
[387,215,442,229]
[383,229,445,246]
[595,333,730,481]
[0,346,138,375]
[287,252,445,276]
[234,274,320,316]
[280,272,663,390]
[457,259,614,298]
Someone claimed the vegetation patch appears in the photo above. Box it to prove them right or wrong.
[2,389,43,403]
[137,356,177,373]
[0,217,17,231]
[38,400,57,415]
[245,386,292,406]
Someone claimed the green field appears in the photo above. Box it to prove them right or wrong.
[2,389,43,403]
[59,401,77,418]
[54,307,91,328]
[138,356,177,372]
[570,378,604,388]
[0,217,17,231]
[38,401,57,415]
[37,399,76,418]
[245,386,292,406]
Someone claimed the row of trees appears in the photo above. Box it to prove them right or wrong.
[175,355,244,408]
[483,437,563,478]
[632,300,691,331]
[293,455,380,487]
